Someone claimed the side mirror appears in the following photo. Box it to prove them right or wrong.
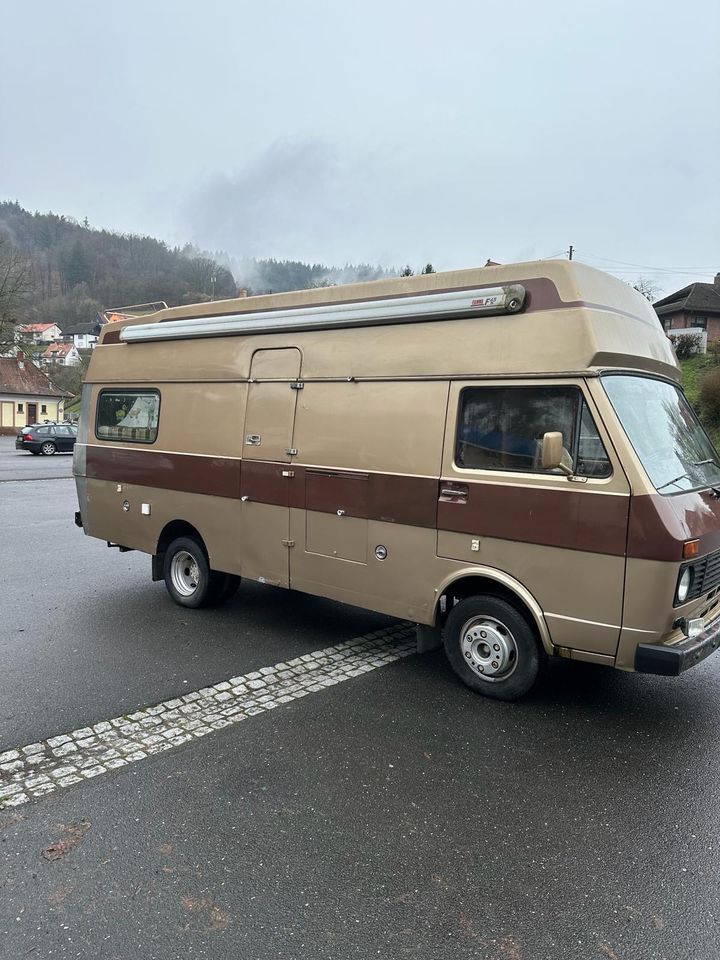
[542,431,573,476]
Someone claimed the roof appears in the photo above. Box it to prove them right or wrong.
[59,320,102,336]
[21,322,58,333]
[654,277,720,317]
[0,357,66,397]
[91,260,679,383]
[42,342,75,358]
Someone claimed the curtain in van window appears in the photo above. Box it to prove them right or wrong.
[456,386,578,473]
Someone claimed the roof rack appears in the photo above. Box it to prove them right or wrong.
[102,301,168,324]
[120,285,526,344]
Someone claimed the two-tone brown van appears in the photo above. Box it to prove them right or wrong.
[73,260,720,700]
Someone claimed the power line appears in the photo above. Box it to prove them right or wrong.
[577,251,718,274]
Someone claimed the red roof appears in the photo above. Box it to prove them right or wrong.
[21,323,58,333]
[0,357,66,398]
[42,341,74,358]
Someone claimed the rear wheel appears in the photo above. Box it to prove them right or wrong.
[40,441,56,456]
[163,536,240,609]
[444,595,545,701]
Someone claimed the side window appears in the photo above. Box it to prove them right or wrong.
[576,404,612,478]
[96,390,160,443]
[56,426,72,437]
[455,386,611,477]
[36,426,49,436]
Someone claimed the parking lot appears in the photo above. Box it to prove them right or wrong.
[2,444,720,959]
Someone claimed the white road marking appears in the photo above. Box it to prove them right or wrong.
[0,625,416,811]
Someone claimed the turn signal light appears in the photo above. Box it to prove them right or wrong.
[683,540,700,559]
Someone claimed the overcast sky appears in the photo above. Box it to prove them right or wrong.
[1,0,718,294]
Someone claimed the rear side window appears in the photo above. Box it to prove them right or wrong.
[456,386,611,477]
[96,390,160,443]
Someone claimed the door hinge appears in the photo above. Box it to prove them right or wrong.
[281,539,295,548]
[290,381,304,390]
[285,447,298,456]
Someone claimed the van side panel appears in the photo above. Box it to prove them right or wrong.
[288,381,449,617]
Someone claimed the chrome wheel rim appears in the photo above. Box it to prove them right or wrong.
[170,551,201,597]
[460,615,518,683]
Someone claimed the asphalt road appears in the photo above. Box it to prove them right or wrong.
[0,434,74,482]
[2,472,720,959]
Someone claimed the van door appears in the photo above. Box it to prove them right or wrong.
[239,348,302,587]
[289,379,448,622]
[437,379,630,657]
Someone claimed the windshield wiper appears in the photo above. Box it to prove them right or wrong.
[656,460,720,492]
[656,472,694,492]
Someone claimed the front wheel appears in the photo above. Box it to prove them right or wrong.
[41,441,56,456]
[163,537,240,609]
[444,595,545,701]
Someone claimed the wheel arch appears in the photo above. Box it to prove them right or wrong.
[152,520,208,581]
[434,567,554,656]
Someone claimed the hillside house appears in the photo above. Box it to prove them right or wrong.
[60,318,104,350]
[42,341,81,367]
[654,273,720,342]
[0,354,67,434]
[20,322,63,344]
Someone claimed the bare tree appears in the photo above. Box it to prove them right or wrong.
[633,277,662,302]
[0,238,32,355]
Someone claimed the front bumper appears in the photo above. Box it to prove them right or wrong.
[635,614,720,676]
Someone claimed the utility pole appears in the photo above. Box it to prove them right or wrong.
[568,245,574,261]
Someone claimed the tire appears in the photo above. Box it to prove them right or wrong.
[163,536,213,609]
[163,536,240,609]
[444,595,545,701]
[206,572,241,607]
[40,441,56,456]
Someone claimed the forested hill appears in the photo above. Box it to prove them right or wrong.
[0,201,238,332]
[0,201,399,336]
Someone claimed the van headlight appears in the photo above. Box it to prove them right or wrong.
[677,567,693,604]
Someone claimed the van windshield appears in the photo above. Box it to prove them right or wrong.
[603,374,720,495]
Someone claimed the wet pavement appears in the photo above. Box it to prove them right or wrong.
[1,479,719,959]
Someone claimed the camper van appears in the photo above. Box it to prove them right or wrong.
[73,260,720,700]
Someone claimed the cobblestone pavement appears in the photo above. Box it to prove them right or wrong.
[0,626,415,811]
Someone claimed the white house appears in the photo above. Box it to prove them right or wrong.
[42,341,81,367]
[20,322,63,343]
[60,318,104,350]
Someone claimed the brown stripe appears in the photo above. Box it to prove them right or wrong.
[437,481,629,556]
[367,473,438,527]
[86,446,240,499]
[241,460,292,507]
[628,491,720,561]
[306,469,369,519]
[89,448,720,560]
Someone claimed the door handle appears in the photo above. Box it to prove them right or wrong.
[439,482,469,504]
[245,434,261,446]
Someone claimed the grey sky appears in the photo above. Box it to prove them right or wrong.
[1,0,718,294]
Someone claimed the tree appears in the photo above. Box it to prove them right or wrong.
[633,277,661,302]
[60,240,92,291]
[401,265,414,277]
[0,237,31,355]
[421,263,436,274]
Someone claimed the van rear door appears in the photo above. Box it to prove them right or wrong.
[239,348,302,587]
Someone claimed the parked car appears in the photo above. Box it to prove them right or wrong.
[16,422,78,455]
